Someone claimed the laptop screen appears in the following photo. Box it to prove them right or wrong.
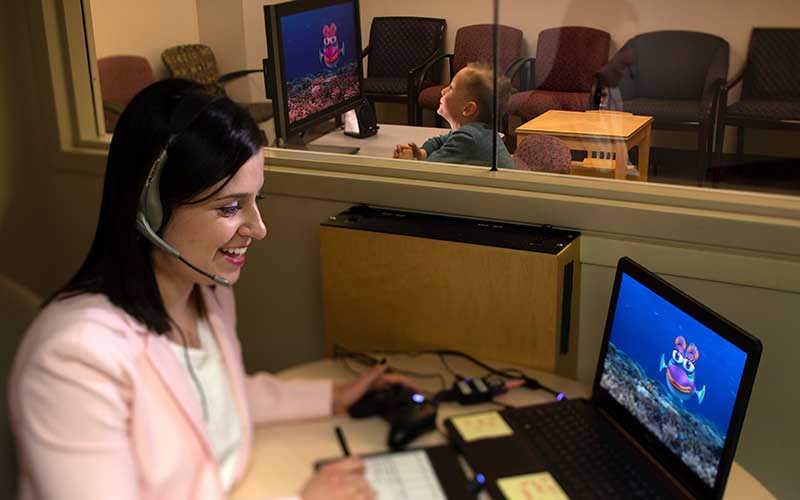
[598,271,749,489]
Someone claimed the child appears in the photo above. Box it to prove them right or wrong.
[394,61,514,168]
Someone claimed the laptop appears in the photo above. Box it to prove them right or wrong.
[445,257,762,500]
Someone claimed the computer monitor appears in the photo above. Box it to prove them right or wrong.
[263,0,365,152]
[594,257,762,499]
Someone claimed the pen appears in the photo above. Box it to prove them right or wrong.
[334,425,351,456]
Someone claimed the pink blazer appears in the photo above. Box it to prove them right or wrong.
[9,285,332,500]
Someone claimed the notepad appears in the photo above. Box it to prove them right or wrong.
[363,449,448,500]
[497,472,569,500]
[450,411,514,442]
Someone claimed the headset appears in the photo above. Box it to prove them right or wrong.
[135,92,232,287]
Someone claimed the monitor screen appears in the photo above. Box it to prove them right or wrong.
[273,0,361,128]
[599,272,749,488]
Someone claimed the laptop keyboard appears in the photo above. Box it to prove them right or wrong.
[504,400,669,500]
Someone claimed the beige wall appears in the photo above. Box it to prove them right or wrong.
[88,0,200,79]
[196,0,249,101]
[0,1,21,221]
[0,0,105,298]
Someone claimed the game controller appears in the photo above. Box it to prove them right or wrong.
[348,384,437,450]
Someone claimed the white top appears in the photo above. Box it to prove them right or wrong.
[168,319,242,492]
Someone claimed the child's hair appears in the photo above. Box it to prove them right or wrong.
[459,61,512,124]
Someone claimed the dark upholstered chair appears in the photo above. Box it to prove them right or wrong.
[362,17,445,125]
[97,55,156,132]
[416,24,523,126]
[0,275,41,497]
[714,28,800,172]
[161,44,273,123]
[506,27,610,125]
[514,134,571,173]
[593,31,729,185]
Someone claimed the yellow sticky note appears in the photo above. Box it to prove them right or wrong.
[450,411,513,442]
[497,472,569,500]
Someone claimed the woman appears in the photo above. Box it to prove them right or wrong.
[9,80,401,499]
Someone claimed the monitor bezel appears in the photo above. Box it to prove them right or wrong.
[265,0,365,139]
[591,256,762,500]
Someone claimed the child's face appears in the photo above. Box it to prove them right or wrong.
[437,70,476,127]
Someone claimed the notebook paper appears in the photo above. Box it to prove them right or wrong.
[363,449,448,500]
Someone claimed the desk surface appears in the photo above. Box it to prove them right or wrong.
[229,355,773,500]
[311,123,450,159]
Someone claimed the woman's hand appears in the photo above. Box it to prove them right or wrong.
[332,362,423,415]
[301,457,375,500]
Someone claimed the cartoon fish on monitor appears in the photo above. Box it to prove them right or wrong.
[660,335,706,404]
[319,23,344,68]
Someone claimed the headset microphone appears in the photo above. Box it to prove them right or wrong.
[135,211,232,287]
[135,92,232,287]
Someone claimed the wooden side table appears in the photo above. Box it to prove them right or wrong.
[516,110,654,181]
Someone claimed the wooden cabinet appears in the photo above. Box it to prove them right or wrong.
[319,208,581,377]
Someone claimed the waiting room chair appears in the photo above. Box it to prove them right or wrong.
[416,24,523,126]
[161,44,273,123]
[362,17,446,125]
[0,275,41,497]
[506,27,610,128]
[97,55,156,132]
[713,28,800,176]
[514,134,571,174]
[592,31,729,186]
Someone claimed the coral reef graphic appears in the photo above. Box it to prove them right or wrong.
[287,61,360,124]
[601,342,725,487]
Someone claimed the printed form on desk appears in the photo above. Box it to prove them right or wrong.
[364,449,448,500]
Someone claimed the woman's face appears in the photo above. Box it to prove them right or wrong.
[154,151,267,289]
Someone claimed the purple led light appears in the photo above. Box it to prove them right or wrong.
[557,393,565,401]
[412,393,425,403]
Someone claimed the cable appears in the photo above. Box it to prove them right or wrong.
[333,344,448,391]
[437,352,463,380]
[429,349,564,399]
[172,320,210,422]
[331,344,564,400]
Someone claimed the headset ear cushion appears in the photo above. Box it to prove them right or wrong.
[140,152,167,232]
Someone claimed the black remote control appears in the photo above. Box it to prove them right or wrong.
[348,384,437,450]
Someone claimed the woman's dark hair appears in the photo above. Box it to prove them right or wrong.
[53,79,266,334]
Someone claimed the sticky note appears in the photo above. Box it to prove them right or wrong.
[497,472,569,500]
[450,411,513,442]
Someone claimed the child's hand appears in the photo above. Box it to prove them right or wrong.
[409,143,427,160]
[393,144,415,159]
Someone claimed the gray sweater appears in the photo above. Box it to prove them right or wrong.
[420,122,514,168]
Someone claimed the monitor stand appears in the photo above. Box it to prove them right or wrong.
[279,122,360,155]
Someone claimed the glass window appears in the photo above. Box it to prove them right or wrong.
[84,0,799,198]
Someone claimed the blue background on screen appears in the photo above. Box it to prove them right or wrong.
[280,2,357,82]
[606,273,747,436]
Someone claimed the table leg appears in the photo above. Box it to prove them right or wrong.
[614,141,627,179]
[637,126,652,182]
